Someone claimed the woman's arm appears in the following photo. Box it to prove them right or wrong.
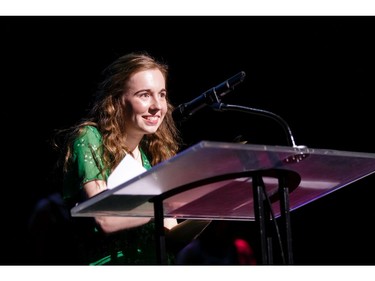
[83,179,151,234]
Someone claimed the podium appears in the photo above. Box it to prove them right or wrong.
[71,141,375,264]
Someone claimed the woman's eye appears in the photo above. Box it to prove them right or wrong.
[139,93,150,98]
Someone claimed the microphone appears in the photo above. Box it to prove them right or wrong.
[172,71,246,122]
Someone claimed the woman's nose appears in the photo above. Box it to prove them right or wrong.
[150,96,162,109]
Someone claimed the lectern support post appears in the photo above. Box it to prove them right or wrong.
[252,170,295,265]
[153,199,167,264]
[252,174,270,264]
[279,183,293,264]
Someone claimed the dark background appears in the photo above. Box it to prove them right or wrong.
[2,16,375,265]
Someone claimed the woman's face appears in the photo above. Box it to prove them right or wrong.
[122,68,168,137]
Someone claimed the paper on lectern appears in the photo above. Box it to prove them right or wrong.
[107,154,147,189]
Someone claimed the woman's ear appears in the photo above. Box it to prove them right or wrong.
[120,94,127,107]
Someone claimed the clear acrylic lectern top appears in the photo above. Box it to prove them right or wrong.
[71,141,375,220]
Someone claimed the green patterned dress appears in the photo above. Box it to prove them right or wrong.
[63,125,169,265]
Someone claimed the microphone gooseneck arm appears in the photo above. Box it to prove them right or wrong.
[212,103,298,148]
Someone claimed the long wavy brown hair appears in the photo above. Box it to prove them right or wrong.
[56,51,182,176]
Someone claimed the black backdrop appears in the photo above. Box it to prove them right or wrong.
[2,16,375,265]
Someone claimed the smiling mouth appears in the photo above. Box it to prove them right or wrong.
[143,116,159,121]
[143,116,159,125]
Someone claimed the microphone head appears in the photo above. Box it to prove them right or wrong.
[172,71,246,122]
[216,71,246,98]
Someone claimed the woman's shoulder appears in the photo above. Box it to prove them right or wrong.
[74,125,102,147]
[80,125,101,137]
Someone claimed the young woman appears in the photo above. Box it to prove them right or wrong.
[56,51,182,264]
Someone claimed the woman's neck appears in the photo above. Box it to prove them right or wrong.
[131,145,142,165]
[124,132,143,151]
